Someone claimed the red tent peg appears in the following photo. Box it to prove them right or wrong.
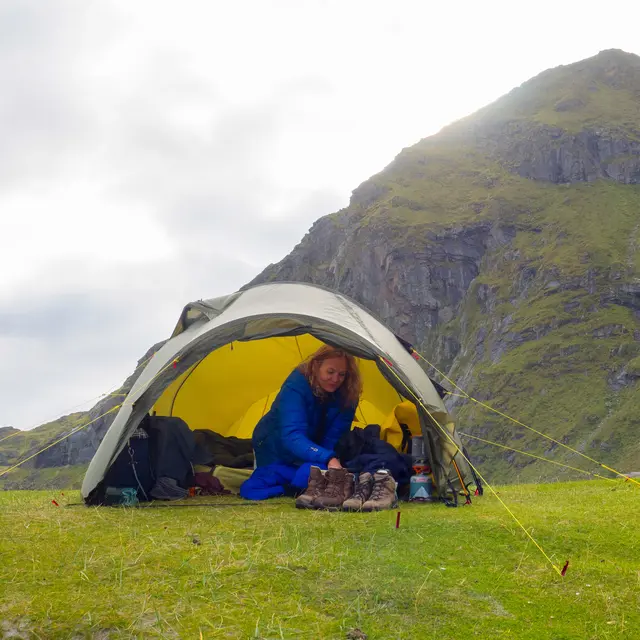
[51,499,59,507]
[395,511,401,529]
[561,560,569,576]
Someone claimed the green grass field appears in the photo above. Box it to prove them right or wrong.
[1,481,638,639]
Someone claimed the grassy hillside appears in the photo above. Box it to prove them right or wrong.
[0,413,86,465]
[466,48,640,132]
[0,463,87,490]
[1,481,637,639]
[0,413,90,489]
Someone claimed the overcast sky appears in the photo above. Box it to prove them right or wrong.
[1,0,639,430]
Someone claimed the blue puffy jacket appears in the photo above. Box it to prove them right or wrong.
[252,369,356,467]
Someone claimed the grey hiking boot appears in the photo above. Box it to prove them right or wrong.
[361,469,398,512]
[312,468,354,511]
[342,472,374,511]
[295,466,327,509]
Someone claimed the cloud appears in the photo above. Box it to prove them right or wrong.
[0,1,121,188]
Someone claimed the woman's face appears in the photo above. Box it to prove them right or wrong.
[316,356,348,394]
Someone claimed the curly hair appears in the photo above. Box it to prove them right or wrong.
[297,345,363,408]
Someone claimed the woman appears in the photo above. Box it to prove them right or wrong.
[240,345,362,500]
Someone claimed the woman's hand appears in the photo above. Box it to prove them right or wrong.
[327,457,342,469]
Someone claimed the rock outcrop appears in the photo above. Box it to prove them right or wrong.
[480,124,640,184]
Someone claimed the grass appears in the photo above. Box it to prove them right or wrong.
[1,482,639,639]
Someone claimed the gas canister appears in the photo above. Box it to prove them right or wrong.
[409,468,434,502]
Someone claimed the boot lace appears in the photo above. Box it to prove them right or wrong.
[308,475,326,496]
[353,477,372,501]
[324,478,344,498]
[370,476,391,501]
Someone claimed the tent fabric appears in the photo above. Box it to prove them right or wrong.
[82,282,473,501]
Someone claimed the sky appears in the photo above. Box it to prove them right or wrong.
[1,0,639,430]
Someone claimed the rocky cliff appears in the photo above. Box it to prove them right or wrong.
[3,49,639,487]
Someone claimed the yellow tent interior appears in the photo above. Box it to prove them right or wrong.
[151,333,423,450]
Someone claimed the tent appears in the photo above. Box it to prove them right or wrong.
[82,282,476,503]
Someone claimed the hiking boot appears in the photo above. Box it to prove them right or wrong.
[312,468,354,511]
[295,466,327,509]
[361,470,398,512]
[342,472,374,512]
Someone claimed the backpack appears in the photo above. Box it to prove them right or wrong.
[102,426,153,502]
[143,415,196,490]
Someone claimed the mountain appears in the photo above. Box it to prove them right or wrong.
[3,49,639,488]
[248,49,640,480]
